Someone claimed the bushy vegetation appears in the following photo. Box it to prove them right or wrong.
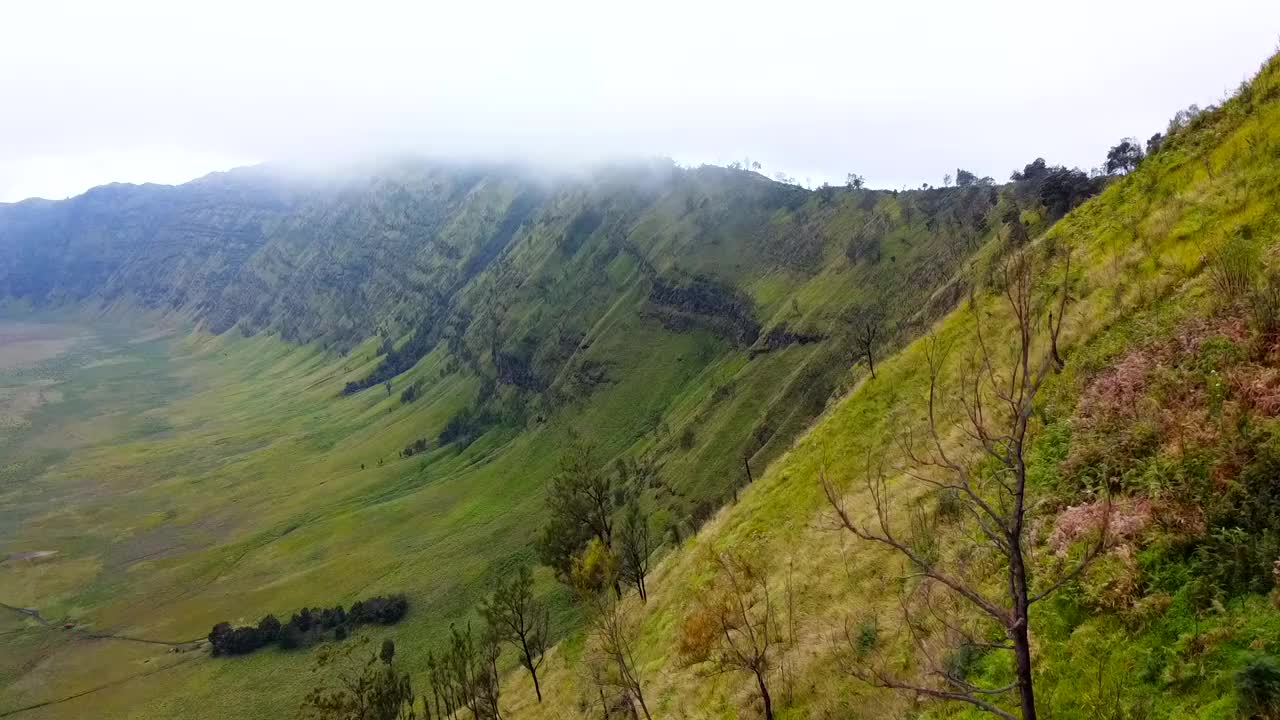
[207,594,407,657]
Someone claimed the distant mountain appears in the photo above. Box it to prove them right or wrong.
[1,157,1018,504]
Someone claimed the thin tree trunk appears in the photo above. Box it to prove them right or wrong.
[518,637,543,703]
[1009,534,1036,720]
[1013,621,1035,720]
[1049,312,1065,372]
[755,670,774,720]
[633,689,653,720]
[865,349,876,379]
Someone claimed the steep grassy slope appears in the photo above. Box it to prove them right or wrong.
[0,162,1019,717]
[494,53,1280,719]
[0,161,1002,509]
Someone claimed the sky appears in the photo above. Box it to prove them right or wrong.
[2,0,1280,202]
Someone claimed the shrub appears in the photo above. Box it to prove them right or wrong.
[401,437,429,458]
[936,487,963,520]
[678,426,696,450]
[854,618,878,658]
[942,643,981,681]
[1209,233,1259,301]
[1250,272,1280,345]
[1236,656,1280,719]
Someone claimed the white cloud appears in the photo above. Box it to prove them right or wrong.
[2,0,1279,200]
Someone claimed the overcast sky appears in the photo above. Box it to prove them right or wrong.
[2,0,1279,202]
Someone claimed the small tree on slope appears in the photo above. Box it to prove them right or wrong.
[822,250,1107,720]
[481,564,550,702]
[679,550,782,720]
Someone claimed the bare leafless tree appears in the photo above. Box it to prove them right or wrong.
[822,251,1106,720]
[587,592,653,720]
[619,503,652,603]
[846,305,886,379]
[680,551,781,720]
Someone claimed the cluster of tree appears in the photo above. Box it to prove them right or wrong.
[207,594,408,657]
[423,622,504,719]
[299,566,553,720]
[437,405,499,448]
[538,443,662,603]
[1008,158,1106,220]
[525,442,672,718]
[1104,138,1145,175]
[401,436,430,458]
[399,379,424,404]
[415,563,551,719]
[648,274,761,347]
[954,168,994,187]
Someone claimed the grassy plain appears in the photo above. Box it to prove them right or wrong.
[0,311,568,719]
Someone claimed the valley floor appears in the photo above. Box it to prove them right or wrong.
[0,313,570,719]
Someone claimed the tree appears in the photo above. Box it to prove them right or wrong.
[846,306,885,379]
[432,621,503,720]
[1009,158,1048,184]
[481,564,550,702]
[1038,167,1104,219]
[299,637,416,720]
[751,161,762,171]
[618,503,652,602]
[1104,138,1144,175]
[956,169,977,187]
[680,551,780,720]
[539,441,619,583]
[1145,132,1164,156]
[476,626,504,720]
[816,183,836,205]
[846,173,865,190]
[821,252,1106,720]
[585,592,653,720]
[571,538,620,597]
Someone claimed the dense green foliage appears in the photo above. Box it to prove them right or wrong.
[207,594,408,656]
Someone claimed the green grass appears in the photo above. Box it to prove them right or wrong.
[10,52,1276,720]
[492,50,1280,720]
[0,316,564,718]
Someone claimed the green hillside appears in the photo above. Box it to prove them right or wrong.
[491,51,1280,720]
[5,49,1274,720]
[0,157,1038,717]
